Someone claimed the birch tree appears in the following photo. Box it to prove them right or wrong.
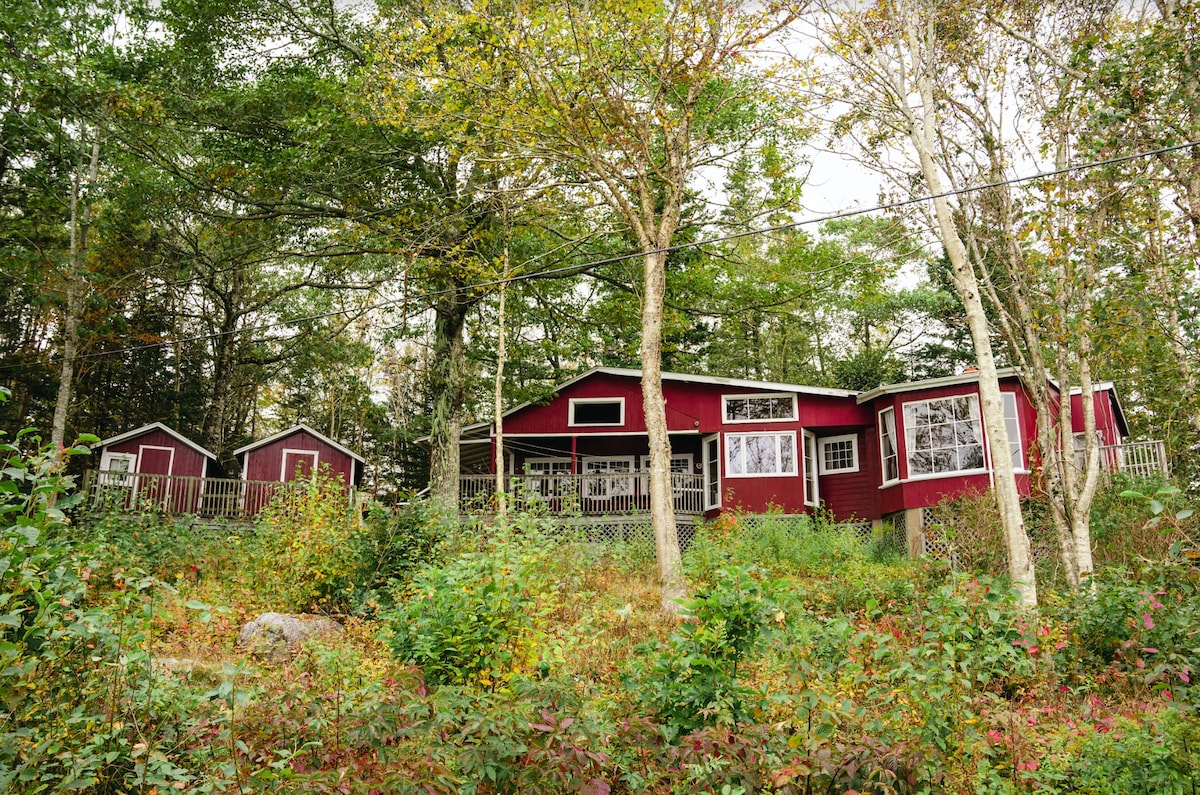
[371,0,810,610]
[821,0,1038,605]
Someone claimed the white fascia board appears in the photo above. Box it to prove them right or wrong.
[856,367,1024,404]
[233,423,364,463]
[96,422,217,461]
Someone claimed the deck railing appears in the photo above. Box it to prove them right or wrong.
[459,472,705,517]
[83,470,295,521]
[1075,440,1169,478]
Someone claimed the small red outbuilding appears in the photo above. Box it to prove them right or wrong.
[94,422,218,513]
[234,424,364,487]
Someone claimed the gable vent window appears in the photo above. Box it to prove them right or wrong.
[569,398,625,427]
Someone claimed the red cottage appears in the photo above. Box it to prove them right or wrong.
[453,367,1164,553]
[94,422,218,514]
[236,423,363,493]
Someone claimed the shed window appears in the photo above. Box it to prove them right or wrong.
[725,432,797,477]
[723,393,796,423]
[569,398,625,426]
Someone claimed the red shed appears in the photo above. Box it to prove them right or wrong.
[235,424,364,486]
[94,422,217,513]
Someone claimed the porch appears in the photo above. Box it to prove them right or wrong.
[458,471,707,518]
[1092,440,1169,478]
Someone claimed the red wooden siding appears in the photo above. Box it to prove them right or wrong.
[868,377,1039,515]
[1069,389,1124,446]
[817,429,878,523]
[102,427,210,513]
[242,429,356,485]
[105,428,208,478]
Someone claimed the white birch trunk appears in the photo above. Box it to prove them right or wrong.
[901,12,1037,606]
[51,133,101,450]
[641,248,685,614]
[494,279,508,521]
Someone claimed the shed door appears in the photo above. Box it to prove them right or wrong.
[137,445,174,476]
[137,445,175,506]
[281,449,319,482]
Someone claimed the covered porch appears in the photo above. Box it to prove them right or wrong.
[457,429,714,519]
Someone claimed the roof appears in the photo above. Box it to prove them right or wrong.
[96,422,217,461]
[497,366,860,421]
[856,367,1024,404]
[233,423,365,463]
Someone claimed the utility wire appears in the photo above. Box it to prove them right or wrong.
[4,138,1197,373]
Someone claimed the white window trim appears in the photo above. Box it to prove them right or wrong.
[901,394,987,479]
[568,397,626,427]
[721,392,798,424]
[99,451,136,486]
[582,455,636,499]
[724,430,798,478]
[818,433,860,474]
[879,407,899,484]
[639,453,694,492]
[803,430,819,507]
[703,434,722,511]
[1002,392,1027,473]
[137,444,175,476]
[523,456,572,495]
[524,456,573,472]
[281,448,320,481]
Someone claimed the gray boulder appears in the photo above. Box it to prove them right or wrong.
[236,612,343,662]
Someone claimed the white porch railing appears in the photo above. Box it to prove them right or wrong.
[1075,440,1169,478]
[82,470,328,520]
[459,472,705,516]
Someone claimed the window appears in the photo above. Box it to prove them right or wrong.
[1002,392,1024,471]
[903,395,985,476]
[723,393,796,423]
[879,408,899,483]
[725,432,797,477]
[569,398,625,426]
[819,434,859,474]
[582,456,635,499]
[1073,431,1105,471]
[703,435,721,510]
[639,454,694,492]
[803,431,819,506]
[99,451,136,486]
[524,457,572,497]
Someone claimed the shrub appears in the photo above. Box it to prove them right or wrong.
[383,528,554,689]
[625,566,779,735]
[349,499,453,612]
[1052,555,1200,703]
[0,427,210,792]
[687,511,871,581]
[250,470,364,612]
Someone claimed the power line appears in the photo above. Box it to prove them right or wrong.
[4,138,1197,373]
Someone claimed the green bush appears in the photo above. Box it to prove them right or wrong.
[383,528,553,689]
[250,471,365,612]
[349,500,453,612]
[687,511,872,581]
[0,427,210,792]
[1052,556,1200,703]
[625,566,778,735]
